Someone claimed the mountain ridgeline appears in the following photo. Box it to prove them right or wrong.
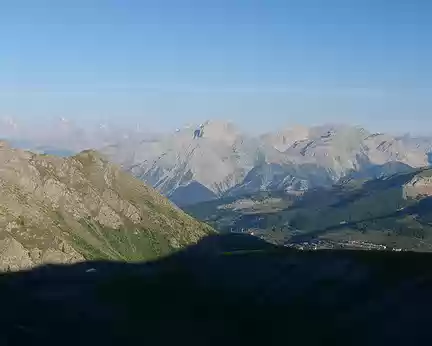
[103,121,432,206]
[0,142,213,271]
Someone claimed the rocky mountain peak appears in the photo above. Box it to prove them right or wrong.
[193,120,241,144]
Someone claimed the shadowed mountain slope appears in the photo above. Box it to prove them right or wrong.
[1,234,432,345]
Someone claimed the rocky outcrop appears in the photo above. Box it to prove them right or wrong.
[0,237,34,271]
[403,172,432,199]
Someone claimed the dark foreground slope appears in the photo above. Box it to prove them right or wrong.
[1,234,432,346]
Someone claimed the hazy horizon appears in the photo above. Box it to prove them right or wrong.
[1,1,430,135]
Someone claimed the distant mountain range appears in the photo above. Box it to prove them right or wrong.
[0,116,157,154]
[102,120,432,206]
[3,118,432,206]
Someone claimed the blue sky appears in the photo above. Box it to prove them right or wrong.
[0,0,430,134]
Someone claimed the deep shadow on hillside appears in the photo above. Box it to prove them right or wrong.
[2,234,432,346]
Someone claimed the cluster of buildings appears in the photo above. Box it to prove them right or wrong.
[284,239,406,252]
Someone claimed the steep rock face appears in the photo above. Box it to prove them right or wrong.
[103,120,265,205]
[403,170,432,199]
[227,163,294,196]
[0,142,213,271]
[225,162,333,196]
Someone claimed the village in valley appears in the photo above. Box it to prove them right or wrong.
[229,227,406,252]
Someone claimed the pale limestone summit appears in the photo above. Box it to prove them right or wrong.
[103,122,431,205]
